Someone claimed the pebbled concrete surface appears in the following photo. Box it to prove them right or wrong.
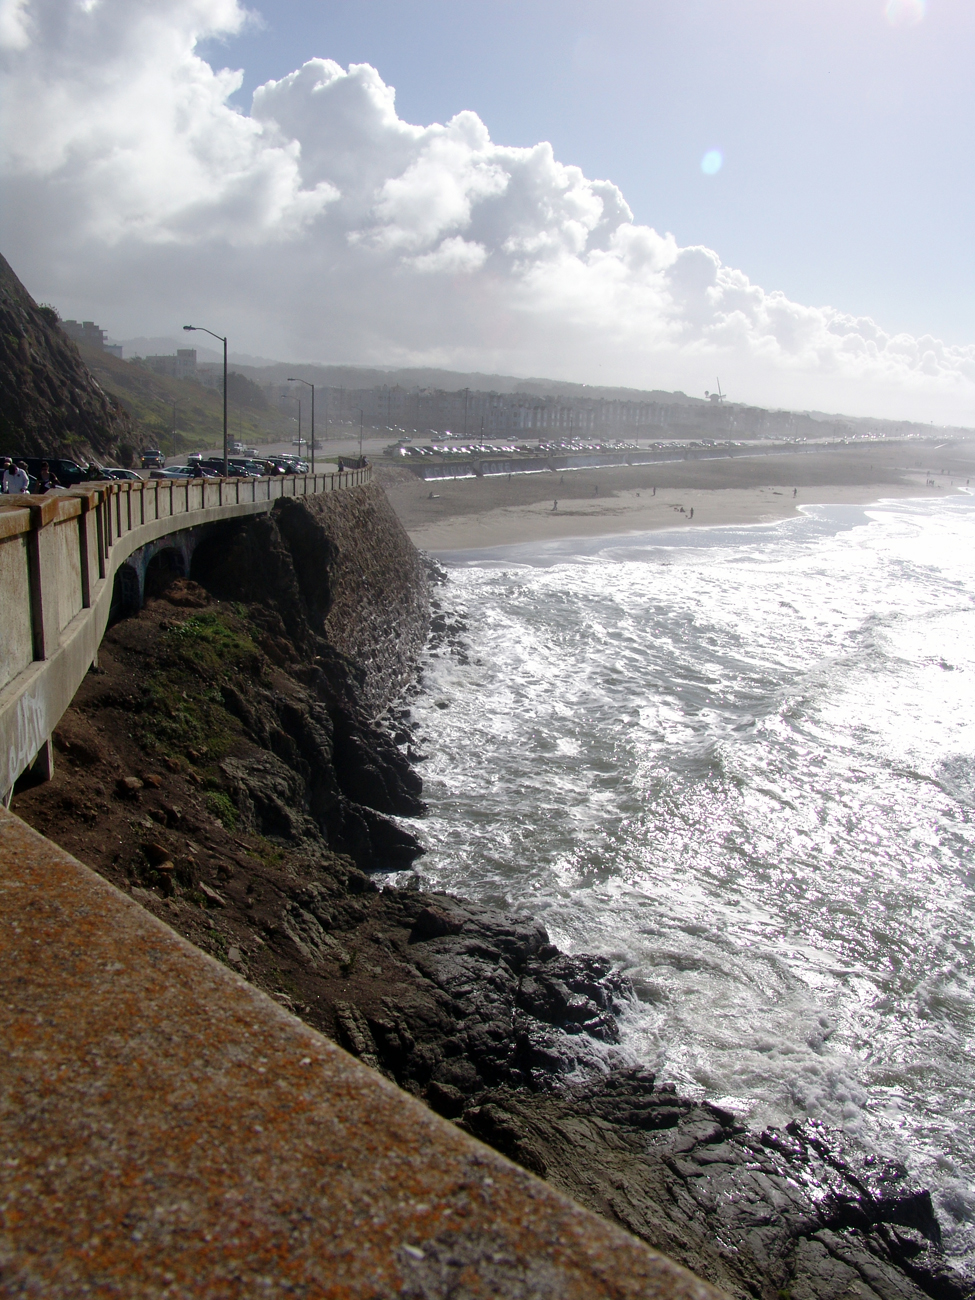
[0,807,724,1300]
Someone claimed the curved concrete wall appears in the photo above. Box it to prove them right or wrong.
[0,470,370,800]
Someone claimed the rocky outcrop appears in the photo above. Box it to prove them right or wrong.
[192,486,430,716]
[0,252,133,459]
[459,1077,969,1300]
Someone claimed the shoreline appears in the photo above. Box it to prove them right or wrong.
[408,480,965,553]
[377,443,974,553]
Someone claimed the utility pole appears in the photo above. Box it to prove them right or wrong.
[359,409,364,463]
[171,400,180,459]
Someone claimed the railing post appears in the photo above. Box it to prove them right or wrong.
[24,498,62,662]
[75,494,93,608]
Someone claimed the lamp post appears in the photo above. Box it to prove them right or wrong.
[171,399,181,460]
[183,325,227,476]
[287,378,315,474]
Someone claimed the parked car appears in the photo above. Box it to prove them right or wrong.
[150,465,220,479]
[103,468,142,481]
[141,449,165,468]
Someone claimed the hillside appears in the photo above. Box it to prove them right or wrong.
[0,253,133,460]
[77,346,298,455]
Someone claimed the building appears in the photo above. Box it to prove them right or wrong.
[61,320,124,358]
[141,349,197,381]
[62,320,107,349]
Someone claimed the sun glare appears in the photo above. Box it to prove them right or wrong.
[701,149,723,176]
[885,0,925,28]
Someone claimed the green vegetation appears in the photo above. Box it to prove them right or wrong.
[206,791,239,830]
[138,610,264,765]
[76,344,298,456]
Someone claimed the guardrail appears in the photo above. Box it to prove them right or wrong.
[0,469,371,801]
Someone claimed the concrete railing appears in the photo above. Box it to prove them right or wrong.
[0,805,722,1299]
[0,469,370,801]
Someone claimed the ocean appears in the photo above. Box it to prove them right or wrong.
[392,494,975,1268]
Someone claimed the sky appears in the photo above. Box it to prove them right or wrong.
[1,0,974,422]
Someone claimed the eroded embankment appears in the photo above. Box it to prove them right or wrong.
[11,485,972,1300]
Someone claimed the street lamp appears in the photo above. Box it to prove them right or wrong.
[183,325,227,476]
[287,378,315,474]
[171,399,181,460]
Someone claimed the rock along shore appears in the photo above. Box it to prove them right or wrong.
[12,485,972,1300]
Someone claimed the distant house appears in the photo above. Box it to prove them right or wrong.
[62,319,124,357]
[62,319,107,349]
[141,349,197,381]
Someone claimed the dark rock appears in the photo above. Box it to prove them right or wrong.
[410,905,466,941]
[455,1075,973,1300]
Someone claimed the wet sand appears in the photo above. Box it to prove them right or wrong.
[377,443,974,551]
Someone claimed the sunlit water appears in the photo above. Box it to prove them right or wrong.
[392,496,975,1265]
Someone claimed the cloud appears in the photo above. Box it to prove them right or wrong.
[2,0,973,423]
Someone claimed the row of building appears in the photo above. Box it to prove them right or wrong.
[60,319,200,380]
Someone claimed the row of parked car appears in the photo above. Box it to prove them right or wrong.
[147,453,311,480]
[3,452,314,494]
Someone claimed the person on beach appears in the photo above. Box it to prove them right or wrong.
[552,500,558,511]
[689,507,694,519]
[652,486,656,496]
[793,487,797,497]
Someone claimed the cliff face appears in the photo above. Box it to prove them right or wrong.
[0,253,133,459]
[194,485,430,716]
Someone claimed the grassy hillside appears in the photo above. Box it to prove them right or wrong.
[78,346,298,457]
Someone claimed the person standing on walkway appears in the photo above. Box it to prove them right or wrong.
[34,462,60,493]
[1,458,28,493]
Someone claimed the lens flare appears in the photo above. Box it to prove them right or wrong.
[701,149,723,176]
[885,0,925,27]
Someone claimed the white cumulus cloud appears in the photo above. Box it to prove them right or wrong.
[2,0,973,423]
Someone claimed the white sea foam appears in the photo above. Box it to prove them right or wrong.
[394,495,975,1266]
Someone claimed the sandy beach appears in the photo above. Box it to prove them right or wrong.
[377,442,974,552]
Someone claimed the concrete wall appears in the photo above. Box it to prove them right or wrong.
[0,469,370,800]
[0,805,723,1300]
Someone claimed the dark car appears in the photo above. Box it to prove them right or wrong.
[141,449,165,469]
[17,457,88,487]
[201,458,255,477]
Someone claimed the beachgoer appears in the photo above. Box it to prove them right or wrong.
[689,507,694,519]
[652,486,656,496]
[793,487,797,497]
[553,500,558,511]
